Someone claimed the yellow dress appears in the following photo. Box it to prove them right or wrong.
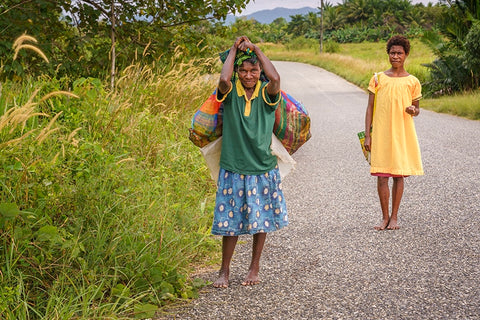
[369,73,424,176]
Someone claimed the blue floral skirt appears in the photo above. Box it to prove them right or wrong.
[211,166,288,236]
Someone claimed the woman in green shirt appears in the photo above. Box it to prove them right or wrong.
[212,36,288,288]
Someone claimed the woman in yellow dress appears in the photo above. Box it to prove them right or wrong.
[364,35,424,230]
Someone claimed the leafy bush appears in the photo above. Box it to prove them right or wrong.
[420,1,480,96]
[285,37,318,51]
[327,26,391,43]
[323,40,340,53]
[422,55,471,96]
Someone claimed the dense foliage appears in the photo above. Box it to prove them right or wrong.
[0,0,252,80]
[421,0,480,95]
[226,0,445,44]
[325,0,443,42]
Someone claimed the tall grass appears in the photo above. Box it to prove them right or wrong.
[422,91,480,119]
[1,38,220,319]
[261,40,480,120]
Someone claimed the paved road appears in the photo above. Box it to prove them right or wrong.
[160,61,480,319]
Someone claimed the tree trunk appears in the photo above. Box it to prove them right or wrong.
[319,0,324,53]
[110,0,116,90]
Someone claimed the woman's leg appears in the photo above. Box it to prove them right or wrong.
[213,235,238,288]
[242,232,266,286]
[388,177,404,229]
[375,176,390,230]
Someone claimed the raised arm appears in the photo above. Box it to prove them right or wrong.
[218,37,249,95]
[238,40,281,96]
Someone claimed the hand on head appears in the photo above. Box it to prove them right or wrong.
[235,36,254,52]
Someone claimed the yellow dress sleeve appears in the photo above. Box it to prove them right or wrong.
[368,75,376,94]
[411,77,422,101]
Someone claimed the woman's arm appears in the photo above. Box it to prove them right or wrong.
[364,93,375,152]
[238,41,280,96]
[218,37,249,95]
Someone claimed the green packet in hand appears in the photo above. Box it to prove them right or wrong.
[357,131,371,164]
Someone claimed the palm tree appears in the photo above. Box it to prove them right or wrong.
[287,14,313,38]
[340,0,376,26]
[442,0,478,44]
[422,0,480,95]
[323,3,345,31]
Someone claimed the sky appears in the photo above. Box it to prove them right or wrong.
[236,0,437,16]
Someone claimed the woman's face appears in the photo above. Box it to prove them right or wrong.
[237,61,261,89]
[388,45,408,68]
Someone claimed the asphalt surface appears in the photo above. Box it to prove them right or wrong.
[159,61,480,319]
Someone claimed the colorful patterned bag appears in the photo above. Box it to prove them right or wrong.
[189,90,311,155]
[274,91,312,155]
[188,90,223,148]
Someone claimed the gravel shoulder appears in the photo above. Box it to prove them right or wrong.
[159,61,480,320]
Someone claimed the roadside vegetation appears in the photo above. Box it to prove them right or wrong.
[1,41,219,318]
[1,0,479,319]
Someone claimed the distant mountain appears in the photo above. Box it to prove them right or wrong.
[223,7,318,25]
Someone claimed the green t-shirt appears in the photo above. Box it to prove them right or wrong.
[217,79,281,175]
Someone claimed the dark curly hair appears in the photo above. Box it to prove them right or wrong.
[386,35,410,55]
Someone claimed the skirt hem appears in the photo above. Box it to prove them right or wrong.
[211,223,288,236]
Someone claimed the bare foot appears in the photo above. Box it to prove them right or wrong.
[374,219,389,231]
[213,269,229,288]
[241,269,260,286]
[386,219,400,230]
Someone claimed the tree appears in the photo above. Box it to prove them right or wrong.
[63,0,252,88]
[340,0,375,26]
[320,0,324,52]
[287,13,320,38]
[464,20,480,88]
[422,0,480,95]
[322,3,345,31]
[437,0,480,46]
[1,1,252,84]
[0,0,72,79]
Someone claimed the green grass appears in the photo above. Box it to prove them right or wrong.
[422,91,480,119]
[1,53,221,318]
[260,40,480,120]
